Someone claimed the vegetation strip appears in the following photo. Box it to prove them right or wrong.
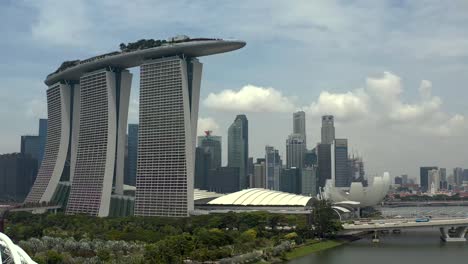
[285,240,343,260]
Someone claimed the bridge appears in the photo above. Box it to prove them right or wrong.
[343,217,468,242]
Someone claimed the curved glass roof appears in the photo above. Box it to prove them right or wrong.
[207,188,314,206]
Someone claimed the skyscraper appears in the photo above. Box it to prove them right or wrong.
[38,118,48,165]
[286,134,305,169]
[265,145,282,190]
[321,115,335,144]
[228,114,249,190]
[66,69,132,217]
[420,166,438,192]
[26,37,245,218]
[126,124,138,186]
[454,167,463,187]
[20,136,41,164]
[301,167,317,196]
[198,131,222,169]
[135,57,200,217]
[0,153,38,202]
[251,159,266,188]
[195,147,210,190]
[333,139,350,187]
[293,111,306,145]
[279,168,301,194]
[317,143,332,191]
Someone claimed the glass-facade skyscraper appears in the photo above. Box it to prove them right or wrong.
[333,139,350,187]
[198,132,222,170]
[265,145,282,190]
[228,114,249,190]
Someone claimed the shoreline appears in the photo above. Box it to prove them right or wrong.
[284,235,361,262]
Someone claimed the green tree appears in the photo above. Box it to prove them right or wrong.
[311,199,342,238]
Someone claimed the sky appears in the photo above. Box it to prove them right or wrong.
[1,0,468,182]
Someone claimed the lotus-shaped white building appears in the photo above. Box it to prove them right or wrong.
[322,172,391,207]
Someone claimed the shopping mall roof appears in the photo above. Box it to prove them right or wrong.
[207,188,314,207]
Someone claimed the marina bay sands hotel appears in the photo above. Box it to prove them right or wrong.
[25,36,245,217]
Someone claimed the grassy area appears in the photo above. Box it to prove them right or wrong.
[285,240,343,260]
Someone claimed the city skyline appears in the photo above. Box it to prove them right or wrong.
[1,1,468,181]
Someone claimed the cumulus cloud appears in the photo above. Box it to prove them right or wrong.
[203,85,296,113]
[208,72,466,138]
[304,90,369,121]
[197,117,220,136]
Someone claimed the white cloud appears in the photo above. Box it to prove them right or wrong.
[26,98,47,119]
[203,85,296,113]
[304,90,369,121]
[197,117,220,136]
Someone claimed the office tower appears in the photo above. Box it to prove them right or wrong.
[228,114,249,190]
[317,143,332,191]
[38,119,48,165]
[348,155,365,181]
[265,145,282,190]
[135,57,200,217]
[279,168,301,194]
[25,82,74,204]
[301,167,317,196]
[20,136,41,164]
[439,168,447,189]
[428,169,440,194]
[394,176,403,185]
[251,159,266,188]
[420,166,438,192]
[304,149,317,168]
[454,168,463,187]
[206,167,240,193]
[0,153,38,202]
[286,134,305,169]
[195,147,211,190]
[126,124,138,186]
[293,111,306,145]
[321,115,335,144]
[333,139,350,187]
[66,69,132,217]
[463,169,468,185]
[198,131,222,169]
[401,174,408,185]
[247,157,254,185]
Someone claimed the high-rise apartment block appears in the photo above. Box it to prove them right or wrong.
[228,114,249,190]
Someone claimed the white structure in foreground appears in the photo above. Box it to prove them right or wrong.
[0,232,36,264]
[322,172,391,207]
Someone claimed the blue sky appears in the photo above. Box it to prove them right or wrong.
[1,0,468,181]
